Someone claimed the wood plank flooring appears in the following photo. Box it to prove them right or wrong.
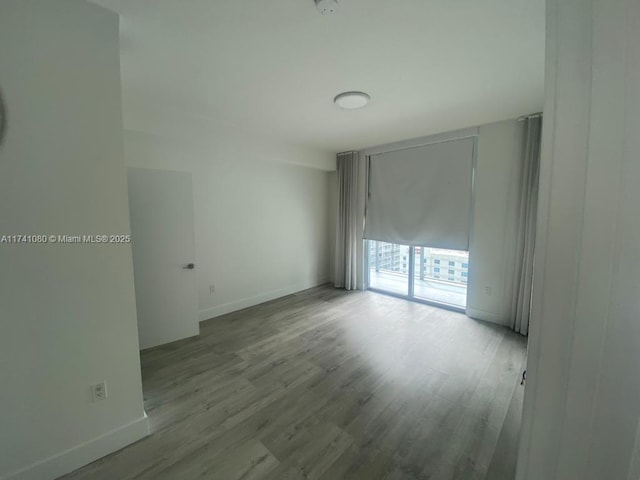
[60,286,527,480]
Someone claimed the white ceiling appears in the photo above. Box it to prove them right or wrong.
[91,0,544,154]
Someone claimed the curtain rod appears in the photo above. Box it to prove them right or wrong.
[518,112,543,121]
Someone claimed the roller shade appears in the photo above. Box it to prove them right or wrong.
[364,137,475,250]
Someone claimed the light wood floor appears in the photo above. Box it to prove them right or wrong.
[61,286,527,480]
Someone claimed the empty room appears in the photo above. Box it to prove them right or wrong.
[1,1,639,480]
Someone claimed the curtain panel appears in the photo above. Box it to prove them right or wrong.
[334,151,360,290]
[511,115,543,335]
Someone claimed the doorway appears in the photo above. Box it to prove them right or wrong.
[366,240,468,310]
[127,167,199,350]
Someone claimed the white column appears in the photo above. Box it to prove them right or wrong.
[517,0,640,478]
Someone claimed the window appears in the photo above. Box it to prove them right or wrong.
[462,272,468,277]
[462,262,468,268]
[367,242,469,309]
[449,261,455,266]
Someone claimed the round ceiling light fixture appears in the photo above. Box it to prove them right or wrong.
[334,91,371,110]
[315,0,338,15]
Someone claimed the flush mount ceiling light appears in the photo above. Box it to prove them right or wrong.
[334,91,371,110]
[315,0,338,15]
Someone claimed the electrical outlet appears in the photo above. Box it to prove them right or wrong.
[91,381,107,402]
[484,286,492,296]
[210,284,215,294]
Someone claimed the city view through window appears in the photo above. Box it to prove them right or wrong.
[367,240,469,308]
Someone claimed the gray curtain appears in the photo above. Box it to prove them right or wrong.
[511,116,542,335]
[334,151,359,290]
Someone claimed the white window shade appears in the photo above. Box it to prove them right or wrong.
[364,137,475,250]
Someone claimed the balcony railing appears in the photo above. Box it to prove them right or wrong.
[368,254,468,284]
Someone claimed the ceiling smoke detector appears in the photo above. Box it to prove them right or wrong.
[315,0,338,15]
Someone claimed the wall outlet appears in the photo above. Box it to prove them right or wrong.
[484,286,492,296]
[210,284,215,294]
[91,381,108,402]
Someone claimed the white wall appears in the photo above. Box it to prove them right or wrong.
[467,120,524,325]
[123,129,335,321]
[517,0,640,478]
[0,1,148,479]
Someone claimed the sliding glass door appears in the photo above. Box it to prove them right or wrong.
[412,246,468,307]
[367,241,410,296]
[367,240,468,309]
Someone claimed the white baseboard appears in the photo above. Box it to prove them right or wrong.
[465,306,507,326]
[199,278,329,322]
[4,414,149,480]
[139,323,200,350]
